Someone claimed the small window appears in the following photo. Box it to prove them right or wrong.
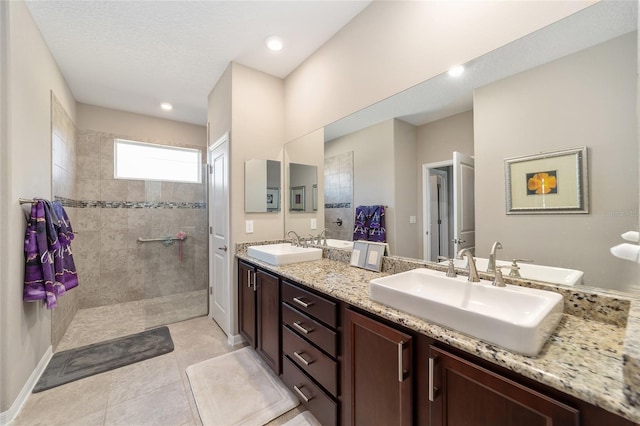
[114,139,201,183]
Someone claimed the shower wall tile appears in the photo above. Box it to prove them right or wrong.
[77,178,101,200]
[73,128,207,318]
[77,156,101,180]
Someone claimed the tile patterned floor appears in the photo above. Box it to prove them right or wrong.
[13,303,305,426]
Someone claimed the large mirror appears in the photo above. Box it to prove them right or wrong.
[245,159,281,213]
[288,162,318,213]
[287,1,639,293]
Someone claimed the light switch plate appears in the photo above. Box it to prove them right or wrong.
[245,220,254,233]
[310,218,317,230]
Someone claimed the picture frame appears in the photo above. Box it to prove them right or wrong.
[290,186,305,211]
[504,146,588,214]
[266,188,279,211]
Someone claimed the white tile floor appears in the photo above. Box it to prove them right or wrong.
[13,304,305,426]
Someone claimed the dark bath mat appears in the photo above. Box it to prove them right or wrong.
[33,326,174,392]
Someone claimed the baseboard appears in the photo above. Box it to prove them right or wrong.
[0,346,52,425]
[227,333,244,347]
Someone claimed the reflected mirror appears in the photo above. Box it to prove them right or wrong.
[317,1,639,293]
[288,162,318,213]
[245,159,281,213]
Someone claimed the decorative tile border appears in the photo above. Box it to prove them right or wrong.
[324,202,351,209]
[54,196,206,209]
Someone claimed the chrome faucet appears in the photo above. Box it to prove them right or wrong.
[317,228,329,247]
[286,230,301,246]
[457,248,480,282]
[487,241,503,273]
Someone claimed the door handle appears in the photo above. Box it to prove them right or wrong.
[218,245,228,252]
[429,356,439,402]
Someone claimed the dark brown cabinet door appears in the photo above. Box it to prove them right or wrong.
[238,261,256,348]
[429,346,579,426]
[343,308,412,426]
[257,270,281,374]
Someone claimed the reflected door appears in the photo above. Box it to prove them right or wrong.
[209,134,230,335]
[453,151,475,255]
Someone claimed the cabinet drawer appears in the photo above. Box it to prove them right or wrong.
[283,356,338,426]
[282,281,337,328]
[283,303,337,357]
[283,324,338,397]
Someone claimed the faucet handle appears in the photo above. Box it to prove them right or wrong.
[492,265,519,287]
[510,259,533,277]
[437,256,457,278]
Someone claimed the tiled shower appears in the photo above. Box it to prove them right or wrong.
[51,96,208,349]
[324,151,354,241]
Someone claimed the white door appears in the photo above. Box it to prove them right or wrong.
[208,134,230,336]
[453,151,475,255]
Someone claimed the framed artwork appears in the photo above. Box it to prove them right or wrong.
[266,188,279,211]
[290,186,305,211]
[504,146,588,214]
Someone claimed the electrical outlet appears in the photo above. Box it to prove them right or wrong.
[245,220,254,233]
[409,216,417,224]
[310,218,317,230]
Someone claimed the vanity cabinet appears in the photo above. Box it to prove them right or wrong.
[428,346,579,426]
[237,261,281,374]
[281,280,339,426]
[342,308,413,426]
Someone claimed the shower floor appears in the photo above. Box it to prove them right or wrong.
[57,289,208,351]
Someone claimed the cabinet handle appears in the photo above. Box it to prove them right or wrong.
[292,321,313,335]
[247,270,251,288]
[429,356,439,402]
[293,351,314,366]
[293,385,312,403]
[398,341,404,382]
[252,273,256,291]
[292,297,313,308]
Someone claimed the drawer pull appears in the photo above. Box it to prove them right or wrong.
[293,385,313,403]
[247,270,251,288]
[292,321,313,335]
[293,297,314,308]
[293,351,314,366]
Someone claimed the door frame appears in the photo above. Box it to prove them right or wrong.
[422,161,452,262]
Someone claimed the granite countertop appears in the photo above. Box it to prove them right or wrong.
[236,250,640,424]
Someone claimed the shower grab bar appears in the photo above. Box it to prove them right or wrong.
[137,235,188,244]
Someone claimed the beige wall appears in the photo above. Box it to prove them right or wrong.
[474,32,638,292]
[394,120,419,259]
[284,0,595,141]
[415,110,475,259]
[230,63,285,245]
[77,103,205,146]
[1,0,76,413]
[284,129,324,238]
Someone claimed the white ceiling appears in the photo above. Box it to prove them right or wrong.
[25,0,372,126]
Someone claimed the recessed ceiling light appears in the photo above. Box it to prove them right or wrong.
[448,65,465,77]
[160,102,173,111]
[265,36,283,51]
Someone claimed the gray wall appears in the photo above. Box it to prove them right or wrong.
[474,32,638,292]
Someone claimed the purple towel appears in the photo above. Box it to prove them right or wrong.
[353,205,386,243]
[24,200,78,309]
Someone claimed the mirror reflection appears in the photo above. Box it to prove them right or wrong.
[245,159,281,213]
[288,162,318,213]
[314,2,638,293]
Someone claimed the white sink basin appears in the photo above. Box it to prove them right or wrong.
[325,239,354,249]
[441,258,584,286]
[369,268,564,356]
[247,243,322,265]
